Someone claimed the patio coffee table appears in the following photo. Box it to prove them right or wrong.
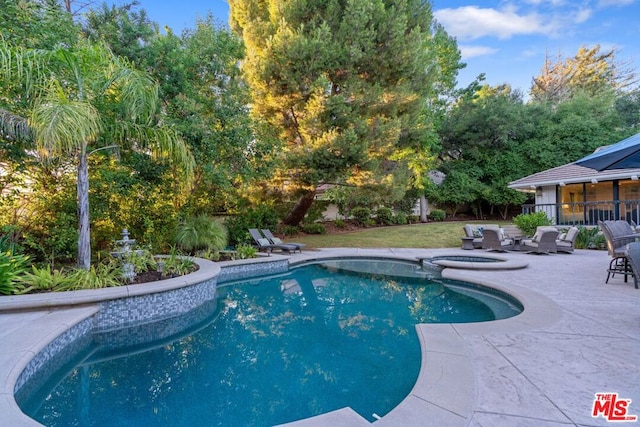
[511,236,523,251]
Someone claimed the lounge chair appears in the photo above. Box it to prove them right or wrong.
[623,242,640,289]
[481,227,514,252]
[555,226,579,253]
[520,226,559,254]
[261,229,306,253]
[248,229,297,254]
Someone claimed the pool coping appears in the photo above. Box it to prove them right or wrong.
[1,248,638,426]
[426,252,529,270]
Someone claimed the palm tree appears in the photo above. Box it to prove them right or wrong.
[0,39,194,269]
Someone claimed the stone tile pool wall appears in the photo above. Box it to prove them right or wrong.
[216,258,289,284]
[13,258,289,401]
[14,318,94,400]
[93,278,218,333]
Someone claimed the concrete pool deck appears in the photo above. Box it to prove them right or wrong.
[1,248,639,426]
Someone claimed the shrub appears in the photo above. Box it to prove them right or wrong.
[393,212,408,225]
[428,209,446,222]
[234,244,258,260]
[351,207,372,226]
[302,223,327,234]
[196,248,220,261]
[160,251,197,278]
[333,219,346,228]
[279,225,299,236]
[513,212,553,237]
[127,250,157,274]
[574,226,606,250]
[174,215,228,253]
[224,205,280,246]
[375,207,394,225]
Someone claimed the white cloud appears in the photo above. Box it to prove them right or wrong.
[522,0,566,5]
[598,0,634,6]
[459,45,499,59]
[574,8,592,23]
[434,6,555,41]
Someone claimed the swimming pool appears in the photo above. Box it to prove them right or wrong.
[16,259,522,426]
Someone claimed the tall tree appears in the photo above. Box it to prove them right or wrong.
[229,0,462,225]
[530,45,637,104]
[149,16,276,214]
[438,82,530,218]
[0,39,194,268]
[0,0,79,48]
[83,2,156,66]
[84,5,275,215]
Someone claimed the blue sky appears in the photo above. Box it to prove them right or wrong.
[138,0,639,96]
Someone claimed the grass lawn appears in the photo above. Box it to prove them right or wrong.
[289,220,512,249]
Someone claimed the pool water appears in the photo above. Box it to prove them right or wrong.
[19,260,522,426]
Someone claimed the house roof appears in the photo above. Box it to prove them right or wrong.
[509,133,640,191]
[508,164,640,191]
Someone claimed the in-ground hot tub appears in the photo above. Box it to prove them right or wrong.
[421,253,528,270]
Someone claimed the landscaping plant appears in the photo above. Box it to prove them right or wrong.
[513,212,553,237]
[15,265,78,294]
[351,207,372,227]
[234,244,258,260]
[375,207,394,225]
[0,250,30,295]
[574,226,606,249]
[301,223,327,235]
[174,215,228,253]
[428,209,446,222]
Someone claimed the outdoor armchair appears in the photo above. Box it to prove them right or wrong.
[555,226,579,253]
[520,226,559,254]
[481,227,514,252]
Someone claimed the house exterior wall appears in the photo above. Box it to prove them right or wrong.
[535,185,558,223]
[527,179,640,225]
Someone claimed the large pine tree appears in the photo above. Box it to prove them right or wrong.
[229,0,461,225]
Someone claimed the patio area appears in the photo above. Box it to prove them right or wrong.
[1,248,639,426]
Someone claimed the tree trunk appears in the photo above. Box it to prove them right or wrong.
[419,194,428,222]
[282,189,316,227]
[77,149,91,269]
